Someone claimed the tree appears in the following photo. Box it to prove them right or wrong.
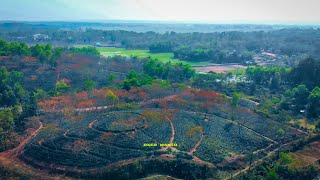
[107,74,117,85]
[307,86,320,118]
[230,92,241,121]
[122,70,152,90]
[54,80,70,95]
[266,170,280,180]
[0,110,14,132]
[105,90,119,105]
[245,151,256,170]
[292,84,309,111]
[315,120,320,130]
[149,41,173,53]
[271,72,281,89]
[0,110,14,150]
[84,79,96,91]
[2,89,17,106]
[123,78,140,91]
[33,89,47,102]
[290,58,320,89]
[279,152,293,164]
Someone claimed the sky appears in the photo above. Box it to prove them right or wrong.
[0,0,319,24]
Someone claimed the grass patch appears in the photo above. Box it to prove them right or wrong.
[225,69,246,75]
[97,47,209,66]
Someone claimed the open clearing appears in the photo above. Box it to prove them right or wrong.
[194,64,247,73]
[97,47,209,66]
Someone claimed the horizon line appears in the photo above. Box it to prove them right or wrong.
[1,19,320,26]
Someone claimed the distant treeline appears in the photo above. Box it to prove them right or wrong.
[0,40,62,65]
[0,39,100,66]
[1,27,320,60]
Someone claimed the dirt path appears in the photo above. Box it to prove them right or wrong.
[0,121,60,179]
[89,120,97,129]
[63,129,70,137]
[192,156,214,167]
[228,147,278,179]
[168,119,175,144]
[160,117,175,152]
[188,134,204,155]
[253,143,274,155]
[158,117,214,167]
[0,121,43,158]
[229,137,309,179]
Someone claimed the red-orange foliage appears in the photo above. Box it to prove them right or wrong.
[196,90,221,100]
[66,140,90,153]
[113,89,130,100]
[35,66,48,74]
[187,126,203,137]
[100,132,113,142]
[114,79,122,84]
[30,75,38,80]
[76,100,94,108]
[52,96,73,106]
[39,96,75,111]
[129,87,149,101]
[38,100,59,111]
[141,110,162,122]
[22,56,37,63]
[112,116,143,127]
[92,89,108,98]
[180,89,222,107]
[74,91,88,101]
[180,88,198,97]
[70,64,81,70]
[141,110,175,122]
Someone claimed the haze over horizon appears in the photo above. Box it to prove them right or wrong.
[0,0,320,24]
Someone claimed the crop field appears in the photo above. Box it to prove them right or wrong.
[18,108,302,178]
[11,88,306,179]
[97,47,209,66]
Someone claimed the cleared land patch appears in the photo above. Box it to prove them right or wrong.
[97,47,209,66]
[194,64,247,73]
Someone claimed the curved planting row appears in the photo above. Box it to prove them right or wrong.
[19,110,173,169]
[206,103,305,143]
[194,114,272,164]
[93,112,147,133]
[173,112,203,152]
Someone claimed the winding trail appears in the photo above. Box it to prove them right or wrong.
[168,119,175,144]
[253,143,274,155]
[0,121,43,158]
[0,121,60,179]
[158,116,214,167]
[228,137,310,179]
[160,117,175,152]
[89,120,97,129]
[188,134,204,155]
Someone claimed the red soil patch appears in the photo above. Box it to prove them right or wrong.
[194,65,247,73]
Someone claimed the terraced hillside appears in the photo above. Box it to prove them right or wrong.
[0,88,307,179]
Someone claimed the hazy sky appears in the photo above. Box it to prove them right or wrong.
[0,0,319,23]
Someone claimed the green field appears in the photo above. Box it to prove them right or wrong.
[97,47,209,66]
